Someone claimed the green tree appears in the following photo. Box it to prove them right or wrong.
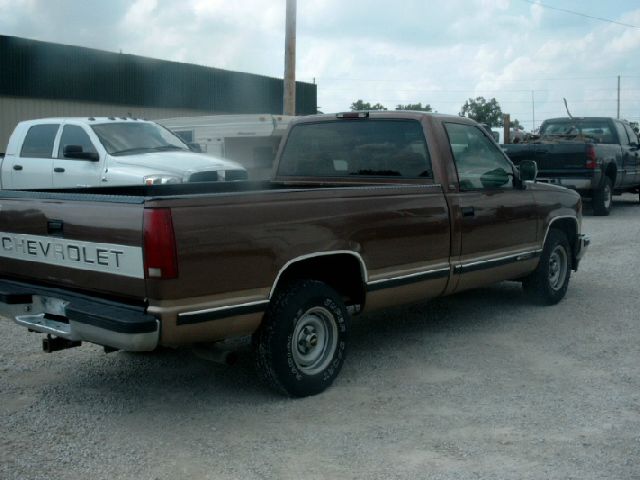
[459,97,504,127]
[395,102,433,112]
[350,99,387,111]
[511,118,522,130]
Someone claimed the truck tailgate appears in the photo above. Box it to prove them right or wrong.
[506,143,587,171]
[0,193,145,300]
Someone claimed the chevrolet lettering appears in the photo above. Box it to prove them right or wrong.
[0,112,590,397]
[0,232,142,278]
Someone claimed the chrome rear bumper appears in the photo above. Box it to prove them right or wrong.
[0,280,159,351]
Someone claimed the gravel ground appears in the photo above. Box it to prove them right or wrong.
[1,194,639,480]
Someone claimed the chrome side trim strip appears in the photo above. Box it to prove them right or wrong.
[454,249,542,274]
[366,267,451,291]
[177,300,270,325]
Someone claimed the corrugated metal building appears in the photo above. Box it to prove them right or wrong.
[0,35,317,150]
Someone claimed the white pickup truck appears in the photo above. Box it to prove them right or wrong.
[0,117,247,189]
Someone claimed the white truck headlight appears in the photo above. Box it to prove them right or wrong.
[144,175,183,185]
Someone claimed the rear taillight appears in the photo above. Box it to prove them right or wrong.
[143,208,178,279]
[585,144,597,169]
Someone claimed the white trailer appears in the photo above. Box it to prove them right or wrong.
[157,114,294,180]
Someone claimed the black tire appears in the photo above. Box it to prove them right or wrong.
[522,229,572,305]
[255,280,350,397]
[592,177,612,216]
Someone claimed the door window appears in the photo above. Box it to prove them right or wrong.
[58,125,98,158]
[624,124,638,145]
[444,123,514,191]
[20,124,59,158]
[614,122,630,145]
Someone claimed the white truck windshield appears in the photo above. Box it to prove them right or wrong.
[91,122,189,156]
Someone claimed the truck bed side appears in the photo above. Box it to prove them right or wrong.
[0,181,451,346]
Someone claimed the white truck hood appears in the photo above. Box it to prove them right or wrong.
[110,151,245,176]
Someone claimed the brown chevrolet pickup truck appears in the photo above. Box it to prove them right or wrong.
[0,112,589,396]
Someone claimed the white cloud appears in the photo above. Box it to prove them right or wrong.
[1,0,639,127]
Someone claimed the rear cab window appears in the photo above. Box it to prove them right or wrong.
[277,119,433,179]
[20,124,60,158]
[540,119,616,144]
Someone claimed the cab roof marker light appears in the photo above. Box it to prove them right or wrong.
[336,112,369,119]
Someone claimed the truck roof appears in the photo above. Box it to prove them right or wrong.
[542,117,621,123]
[16,117,155,127]
[291,111,477,126]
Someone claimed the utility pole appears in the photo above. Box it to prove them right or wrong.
[503,114,511,144]
[531,90,535,132]
[617,75,620,119]
[283,0,297,116]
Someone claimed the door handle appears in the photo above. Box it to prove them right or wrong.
[13,164,23,171]
[461,206,475,217]
[54,167,65,173]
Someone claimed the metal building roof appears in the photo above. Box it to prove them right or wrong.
[0,35,317,115]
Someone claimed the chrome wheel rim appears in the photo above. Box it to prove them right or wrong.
[548,245,568,291]
[291,306,338,375]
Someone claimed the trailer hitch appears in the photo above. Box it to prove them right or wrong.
[42,334,81,353]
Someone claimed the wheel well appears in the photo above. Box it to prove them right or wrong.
[605,163,617,184]
[549,219,578,268]
[273,254,366,307]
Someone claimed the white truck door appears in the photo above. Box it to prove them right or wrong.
[53,124,103,188]
[9,124,59,189]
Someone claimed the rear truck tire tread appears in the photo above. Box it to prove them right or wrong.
[522,229,572,306]
[254,279,350,397]
[593,176,613,216]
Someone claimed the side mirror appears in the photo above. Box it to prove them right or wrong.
[480,168,510,189]
[187,142,202,153]
[63,145,99,161]
[519,160,538,182]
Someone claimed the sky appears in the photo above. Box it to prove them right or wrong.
[1,0,639,130]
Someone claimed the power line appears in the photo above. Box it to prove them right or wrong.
[312,74,640,84]
[521,0,640,29]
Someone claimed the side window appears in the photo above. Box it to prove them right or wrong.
[278,120,432,179]
[614,122,630,145]
[445,123,513,191]
[624,124,638,144]
[58,125,98,158]
[20,124,59,158]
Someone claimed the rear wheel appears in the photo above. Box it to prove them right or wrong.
[593,177,612,216]
[523,229,572,305]
[255,280,350,397]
